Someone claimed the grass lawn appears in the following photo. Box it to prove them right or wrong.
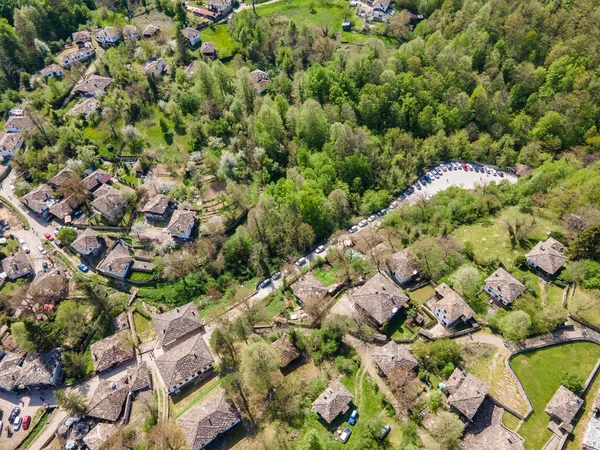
[0,278,27,295]
[201,25,234,58]
[313,264,343,286]
[453,206,564,269]
[171,377,223,419]
[502,410,521,431]
[127,271,154,281]
[510,342,600,450]
[408,285,435,306]
[569,288,600,327]
[257,0,358,32]
[133,311,156,343]
[20,408,52,448]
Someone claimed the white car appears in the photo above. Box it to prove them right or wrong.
[390,201,398,208]
[38,246,47,255]
[348,225,358,233]
[358,219,368,227]
[13,416,21,431]
[367,215,377,222]
[22,244,30,254]
[18,237,25,245]
[295,257,308,267]
[315,245,326,254]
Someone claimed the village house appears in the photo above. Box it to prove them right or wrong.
[583,389,600,450]
[446,369,490,422]
[205,0,233,16]
[71,228,103,256]
[59,46,95,68]
[154,333,215,395]
[0,132,24,157]
[386,248,420,287]
[181,27,201,47]
[90,329,135,373]
[49,167,80,189]
[200,42,217,60]
[249,69,271,94]
[49,195,82,222]
[371,341,418,378]
[1,250,33,280]
[14,349,62,390]
[484,268,526,305]
[83,423,118,450]
[0,353,26,391]
[166,210,197,240]
[74,74,113,97]
[141,194,172,220]
[68,97,100,117]
[312,380,354,424]
[142,24,159,38]
[27,266,69,303]
[21,184,54,216]
[142,58,168,76]
[94,26,122,46]
[122,24,139,41]
[4,113,35,134]
[526,237,568,276]
[427,283,475,329]
[152,302,203,349]
[82,168,111,192]
[177,387,241,450]
[545,385,583,437]
[271,334,301,368]
[72,30,91,47]
[91,184,126,224]
[40,63,63,78]
[96,240,134,280]
[290,273,329,305]
[351,272,409,328]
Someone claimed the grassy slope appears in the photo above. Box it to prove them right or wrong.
[510,342,600,450]
[201,25,235,58]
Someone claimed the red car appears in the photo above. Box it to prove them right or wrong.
[22,416,31,430]
[462,162,468,171]
[44,232,54,241]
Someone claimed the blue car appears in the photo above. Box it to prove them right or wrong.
[77,264,89,273]
[349,410,358,425]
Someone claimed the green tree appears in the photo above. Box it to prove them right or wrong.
[560,371,584,394]
[62,351,89,380]
[55,389,88,415]
[499,310,531,341]
[240,340,282,398]
[449,265,481,299]
[570,224,600,261]
[57,227,77,245]
[428,411,464,450]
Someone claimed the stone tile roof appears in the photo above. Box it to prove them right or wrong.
[82,168,111,192]
[166,210,197,236]
[290,273,328,304]
[21,184,53,214]
[72,30,91,43]
[4,114,35,133]
[485,268,526,303]
[352,273,409,326]
[0,353,25,390]
[91,187,125,222]
[447,372,489,421]
[40,64,63,77]
[83,423,117,450]
[177,387,240,450]
[87,376,130,421]
[0,132,23,152]
[49,194,82,220]
[96,241,133,277]
[526,238,568,275]
[155,333,214,392]
[1,250,33,280]
[271,334,300,368]
[127,361,152,392]
[584,415,600,450]
[122,24,138,38]
[371,341,418,377]
[71,228,101,255]
[143,24,159,36]
[312,380,354,423]
[545,385,583,429]
[459,398,525,450]
[90,329,134,372]
[444,367,466,395]
[181,27,199,40]
[95,26,120,39]
[68,97,100,117]
[431,283,475,324]
[201,42,215,54]
[142,57,167,75]
[27,266,68,301]
[75,75,113,96]
[386,248,419,281]
[15,349,61,388]
[249,69,271,91]
[142,194,171,215]
[153,302,203,348]
[49,167,80,189]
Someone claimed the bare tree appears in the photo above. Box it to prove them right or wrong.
[388,366,419,411]
[147,420,187,450]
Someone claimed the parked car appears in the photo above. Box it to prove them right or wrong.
[367,215,376,223]
[13,415,22,431]
[42,261,49,270]
[348,225,358,233]
[54,239,63,248]
[18,237,25,245]
[378,208,388,216]
[420,178,427,186]
[55,225,63,232]
[296,257,307,267]
[358,219,368,227]
[38,246,46,255]
[462,162,468,171]
[415,183,422,190]
[315,245,326,254]
[467,163,474,171]
[77,264,89,273]
[398,193,406,200]
[43,232,54,241]
[441,164,448,172]
[378,424,391,440]
[0,420,3,434]
[349,410,358,425]
[340,427,352,443]
[259,278,271,289]
[22,416,31,430]
[406,186,415,195]
[73,210,84,217]
[22,244,30,254]
[271,271,281,281]
[390,201,398,208]
[8,407,19,422]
